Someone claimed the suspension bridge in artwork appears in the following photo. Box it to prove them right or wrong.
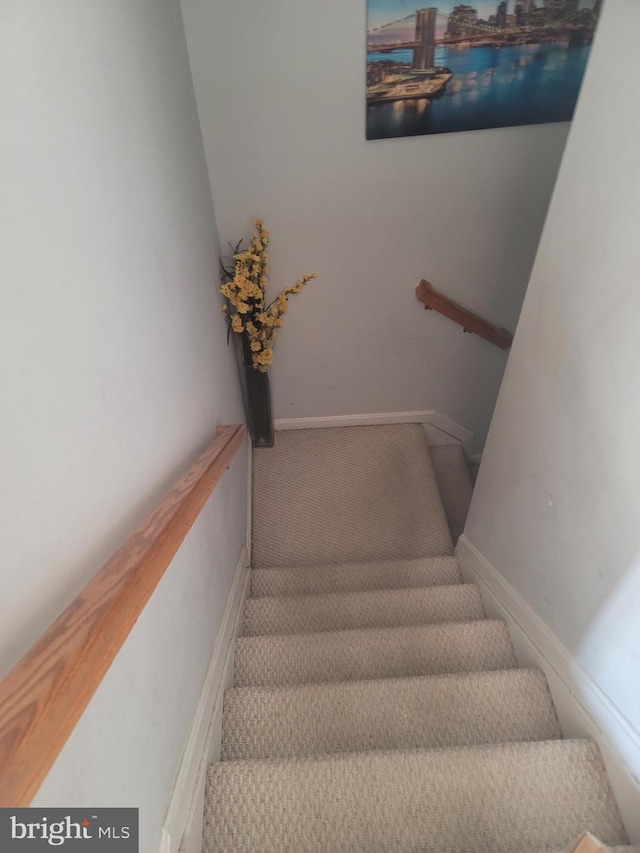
[367,5,598,69]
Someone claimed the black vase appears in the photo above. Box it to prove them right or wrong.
[232,332,275,448]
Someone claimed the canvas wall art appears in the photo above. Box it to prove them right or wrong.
[366,0,602,139]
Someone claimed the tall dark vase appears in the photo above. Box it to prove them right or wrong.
[232,332,275,448]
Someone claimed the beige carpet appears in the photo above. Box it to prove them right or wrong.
[222,669,561,761]
[250,555,462,597]
[243,583,484,636]
[206,741,625,853]
[204,424,630,853]
[234,619,517,687]
[251,424,452,568]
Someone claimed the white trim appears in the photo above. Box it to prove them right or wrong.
[162,546,251,853]
[456,535,640,843]
[245,445,252,565]
[274,411,475,457]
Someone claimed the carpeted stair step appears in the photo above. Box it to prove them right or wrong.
[250,555,462,598]
[204,739,626,853]
[234,619,516,687]
[243,583,484,636]
[221,668,562,760]
[430,444,475,543]
[252,424,453,568]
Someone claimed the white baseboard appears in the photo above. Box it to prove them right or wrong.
[456,535,640,843]
[245,446,252,566]
[274,411,475,457]
[161,546,251,853]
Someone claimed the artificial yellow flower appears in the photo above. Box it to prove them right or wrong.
[220,220,317,369]
[254,348,274,371]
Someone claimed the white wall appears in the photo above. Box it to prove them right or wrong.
[180,0,571,451]
[465,0,640,817]
[0,2,246,850]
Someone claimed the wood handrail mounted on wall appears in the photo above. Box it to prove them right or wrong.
[0,423,245,807]
[415,279,513,350]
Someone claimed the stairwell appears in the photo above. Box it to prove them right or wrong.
[202,424,635,853]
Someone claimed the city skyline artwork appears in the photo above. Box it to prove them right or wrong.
[366,0,603,139]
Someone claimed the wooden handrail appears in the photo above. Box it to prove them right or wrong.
[0,423,245,807]
[415,279,513,350]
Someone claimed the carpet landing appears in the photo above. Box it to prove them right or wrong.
[251,424,452,568]
[203,424,631,853]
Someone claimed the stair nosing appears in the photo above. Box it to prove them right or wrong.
[250,554,461,574]
[224,666,551,698]
[236,616,510,646]
[209,736,602,771]
[245,580,478,604]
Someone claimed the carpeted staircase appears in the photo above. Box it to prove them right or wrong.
[203,424,634,853]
